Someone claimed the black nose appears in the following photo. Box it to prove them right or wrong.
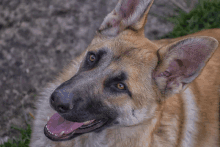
[50,89,74,113]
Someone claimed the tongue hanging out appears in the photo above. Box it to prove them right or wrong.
[45,113,109,141]
[46,113,93,137]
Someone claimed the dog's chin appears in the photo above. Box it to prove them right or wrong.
[44,113,111,141]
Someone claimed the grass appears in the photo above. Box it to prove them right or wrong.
[1,0,220,146]
[0,125,32,147]
[161,0,220,39]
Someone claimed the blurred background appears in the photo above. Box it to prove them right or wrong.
[0,0,219,146]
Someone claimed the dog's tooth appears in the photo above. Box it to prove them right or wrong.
[84,120,95,125]
[60,131,65,136]
[71,128,72,131]
[83,120,91,125]
[47,116,50,121]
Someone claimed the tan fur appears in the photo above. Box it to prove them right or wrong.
[30,0,220,146]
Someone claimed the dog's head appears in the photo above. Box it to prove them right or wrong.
[44,0,218,141]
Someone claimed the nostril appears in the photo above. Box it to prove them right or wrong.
[57,105,69,113]
[50,95,56,107]
[51,95,55,103]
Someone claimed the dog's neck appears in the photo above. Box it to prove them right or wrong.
[88,121,158,147]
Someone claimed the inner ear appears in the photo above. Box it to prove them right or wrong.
[98,0,154,36]
[154,36,219,97]
[118,0,139,19]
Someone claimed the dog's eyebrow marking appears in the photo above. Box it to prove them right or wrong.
[97,49,107,55]
[108,72,127,82]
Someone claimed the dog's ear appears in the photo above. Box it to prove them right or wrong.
[153,36,219,98]
[98,0,154,36]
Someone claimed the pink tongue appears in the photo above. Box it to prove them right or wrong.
[47,113,84,137]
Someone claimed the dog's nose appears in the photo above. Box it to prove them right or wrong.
[50,90,73,113]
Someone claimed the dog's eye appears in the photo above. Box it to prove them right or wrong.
[84,52,99,70]
[117,83,125,90]
[86,52,97,64]
[83,50,106,70]
[89,54,96,62]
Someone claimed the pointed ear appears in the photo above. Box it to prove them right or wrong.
[153,36,219,97]
[98,0,154,36]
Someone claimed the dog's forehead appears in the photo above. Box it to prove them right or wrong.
[88,31,158,58]
[85,33,159,81]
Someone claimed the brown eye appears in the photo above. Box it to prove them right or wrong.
[89,54,96,62]
[117,83,125,90]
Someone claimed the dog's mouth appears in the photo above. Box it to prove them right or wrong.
[44,113,108,141]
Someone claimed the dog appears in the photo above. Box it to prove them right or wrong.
[30,0,220,146]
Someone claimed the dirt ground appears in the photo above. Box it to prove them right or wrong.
[0,0,197,143]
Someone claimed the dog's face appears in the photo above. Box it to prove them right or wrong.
[44,0,218,142]
[45,30,160,141]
